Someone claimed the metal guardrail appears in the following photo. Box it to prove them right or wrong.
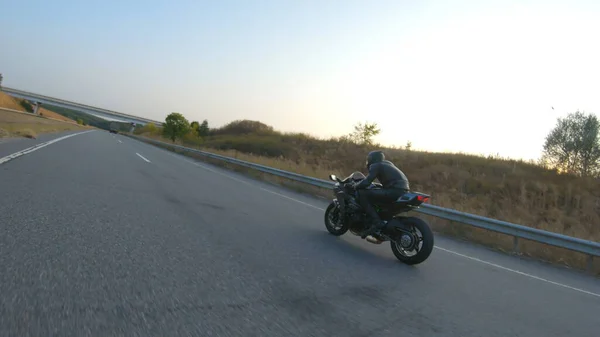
[126,134,600,271]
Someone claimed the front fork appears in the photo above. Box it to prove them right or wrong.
[330,198,341,220]
[334,191,346,216]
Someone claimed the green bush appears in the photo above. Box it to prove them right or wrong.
[20,100,34,113]
[202,135,299,159]
[210,120,275,136]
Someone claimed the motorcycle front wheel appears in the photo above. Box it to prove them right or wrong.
[324,202,349,236]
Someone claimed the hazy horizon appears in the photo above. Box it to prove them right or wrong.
[3,0,600,161]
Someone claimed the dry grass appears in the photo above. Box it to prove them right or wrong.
[38,107,77,122]
[0,110,89,138]
[0,92,27,111]
[0,128,10,138]
[0,91,90,137]
[133,126,600,275]
[14,128,37,139]
[0,91,81,123]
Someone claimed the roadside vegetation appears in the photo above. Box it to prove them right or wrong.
[0,92,93,138]
[130,111,600,274]
[0,109,89,139]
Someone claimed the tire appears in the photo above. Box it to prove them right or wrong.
[389,216,434,265]
[324,201,349,236]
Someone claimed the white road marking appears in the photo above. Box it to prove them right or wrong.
[118,140,123,144]
[259,188,326,211]
[136,153,151,163]
[163,152,327,211]
[160,147,600,299]
[165,152,254,186]
[0,130,94,165]
[434,246,600,298]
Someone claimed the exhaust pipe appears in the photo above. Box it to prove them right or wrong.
[365,235,383,244]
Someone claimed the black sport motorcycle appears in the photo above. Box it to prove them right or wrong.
[324,172,434,265]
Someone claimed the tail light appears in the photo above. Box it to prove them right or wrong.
[416,195,429,203]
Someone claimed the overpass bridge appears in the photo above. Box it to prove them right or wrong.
[1,86,163,126]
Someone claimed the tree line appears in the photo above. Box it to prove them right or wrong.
[161,110,600,177]
[162,112,210,142]
[161,112,384,145]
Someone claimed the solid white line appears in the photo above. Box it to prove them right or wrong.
[161,147,600,299]
[259,188,326,211]
[0,130,94,165]
[163,152,327,210]
[166,152,326,211]
[165,151,253,185]
[434,246,600,298]
[136,153,151,163]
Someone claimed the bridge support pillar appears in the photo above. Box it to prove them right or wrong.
[33,102,42,115]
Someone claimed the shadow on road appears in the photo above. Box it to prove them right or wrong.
[297,229,427,274]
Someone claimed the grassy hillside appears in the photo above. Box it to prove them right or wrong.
[0,92,90,137]
[39,104,132,132]
[0,109,89,138]
[38,104,110,129]
[38,107,76,122]
[135,119,600,273]
[0,92,27,111]
[0,92,80,123]
[0,91,131,133]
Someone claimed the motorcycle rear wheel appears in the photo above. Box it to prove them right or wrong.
[389,216,434,265]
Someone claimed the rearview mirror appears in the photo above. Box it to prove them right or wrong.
[329,174,338,181]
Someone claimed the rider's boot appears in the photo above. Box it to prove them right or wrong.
[359,219,386,239]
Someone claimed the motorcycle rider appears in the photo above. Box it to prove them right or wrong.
[353,150,410,238]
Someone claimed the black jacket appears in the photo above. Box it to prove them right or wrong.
[355,160,410,190]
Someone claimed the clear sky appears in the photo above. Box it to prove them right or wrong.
[2,0,600,160]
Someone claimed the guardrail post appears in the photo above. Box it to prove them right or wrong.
[513,236,519,254]
[586,255,594,273]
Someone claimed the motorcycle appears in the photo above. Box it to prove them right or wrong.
[324,172,434,265]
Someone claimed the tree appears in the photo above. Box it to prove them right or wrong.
[198,119,209,138]
[405,141,412,151]
[542,111,600,177]
[190,121,200,131]
[163,112,190,142]
[348,121,381,146]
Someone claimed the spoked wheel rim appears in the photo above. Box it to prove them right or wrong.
[393,226,424,257]
[326,206,344,231]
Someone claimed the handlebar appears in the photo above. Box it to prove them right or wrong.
[344,181,357,188]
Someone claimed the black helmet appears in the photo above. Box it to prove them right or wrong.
[366,150,385,168]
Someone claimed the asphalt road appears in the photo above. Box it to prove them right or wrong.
[0,129,84,159]
[1,130,599,337]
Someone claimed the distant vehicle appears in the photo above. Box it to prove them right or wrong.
[109,121,119,134]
